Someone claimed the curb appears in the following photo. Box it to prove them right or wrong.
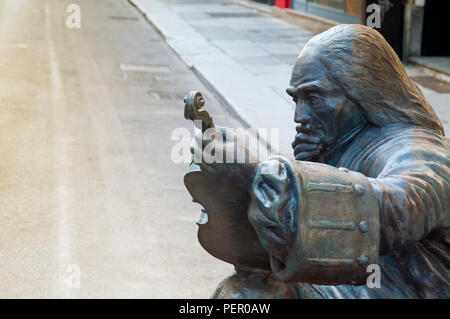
[129,0,296,157]
[230,0,338,34]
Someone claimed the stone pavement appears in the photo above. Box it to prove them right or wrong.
[131,0,314,156]
[0,0,243,298]
[131,0,450,150]
[410,57,450,77]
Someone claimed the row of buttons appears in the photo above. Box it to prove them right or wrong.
[339,167,371,267]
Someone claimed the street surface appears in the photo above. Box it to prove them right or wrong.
[0,0,235,298]
[1,0,449,299]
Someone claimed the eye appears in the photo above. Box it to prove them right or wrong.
[308,93,322,103]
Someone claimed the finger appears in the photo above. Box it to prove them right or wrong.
[193,128,208,150]
[196,127,221,148]
[260,183,277,203]
[190,140,203,163]
[191,141,218,169]
[294,133,321,145]
[261,163,289,195]
[259,226,287,249]
[295,149,321,161]
[252,169,277,209]
[252,173,267,204]
[190,137,199,154]
[293,143,319,156]
[248,200,279,230]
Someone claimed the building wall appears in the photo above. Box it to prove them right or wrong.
[292,0,361,24]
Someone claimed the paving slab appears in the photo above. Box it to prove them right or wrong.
[131,0,301,156]
[410,56,450,76]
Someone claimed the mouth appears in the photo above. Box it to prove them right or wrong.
[291,127,326,161]
[292,126,323,147]
[292,140,323,154]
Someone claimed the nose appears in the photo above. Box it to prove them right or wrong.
[294,102,312,126]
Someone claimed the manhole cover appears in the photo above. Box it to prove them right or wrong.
[207,12,260,18]
[410,76,450,94]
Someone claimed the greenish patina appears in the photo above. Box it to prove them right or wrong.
[184,25,449,299]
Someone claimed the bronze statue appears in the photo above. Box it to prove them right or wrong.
[184,24,449,299]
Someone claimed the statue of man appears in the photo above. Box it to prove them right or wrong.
[188,24,449,298]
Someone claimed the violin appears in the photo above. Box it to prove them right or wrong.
[183,91,270,270]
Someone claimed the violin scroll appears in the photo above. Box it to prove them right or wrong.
[184,91,214,132]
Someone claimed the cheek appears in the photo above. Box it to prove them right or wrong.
[322,98,362,136]
[335,98,361,121]
[325,96,344,109]
[310,99,335,121]
[309,99,344,137]
[318,97,347,119]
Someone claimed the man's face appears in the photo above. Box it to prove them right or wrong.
[286,46,364,162]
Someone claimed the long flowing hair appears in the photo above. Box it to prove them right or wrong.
[305,24,444,135]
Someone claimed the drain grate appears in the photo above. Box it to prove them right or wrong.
[411,76,450,94]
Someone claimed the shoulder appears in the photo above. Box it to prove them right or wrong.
[344,125,449,177]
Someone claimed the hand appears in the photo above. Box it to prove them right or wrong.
[248,160,296,264]
[190,126,259,189]
[291,132,324,161]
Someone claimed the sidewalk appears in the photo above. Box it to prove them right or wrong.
[131,0,450,148]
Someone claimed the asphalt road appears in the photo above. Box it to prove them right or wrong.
[0,0,237,298]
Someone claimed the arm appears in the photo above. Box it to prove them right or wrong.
[248,157,380,285]
[248,135,449,284]
[367,136,449,254]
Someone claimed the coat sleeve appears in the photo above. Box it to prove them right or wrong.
[248,157,380,285]
[247,131,449,284]
[365,132,449,254]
